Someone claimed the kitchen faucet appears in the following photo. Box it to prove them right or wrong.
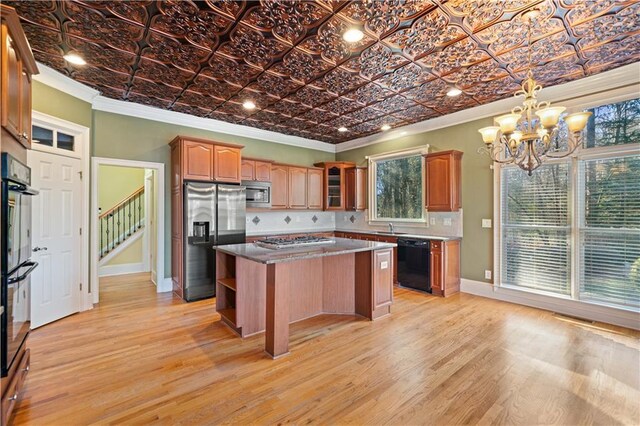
[388,222,394,234]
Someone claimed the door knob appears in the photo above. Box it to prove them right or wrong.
[33,247,48,252]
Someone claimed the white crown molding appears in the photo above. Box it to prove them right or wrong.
[33,62,100,103]
[91,95,336,153]
[336,62,640,153]
[33,63,336,153]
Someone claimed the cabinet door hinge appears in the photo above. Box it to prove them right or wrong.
[79,227,82,235]
[79,283,83,291]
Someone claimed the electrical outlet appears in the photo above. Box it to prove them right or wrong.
[343,215,348,222]
[485,270,492,280]
[482,219,492,228]
[443,218,452,226]
[430,217,436,225]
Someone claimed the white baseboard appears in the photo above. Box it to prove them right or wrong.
[461,279,640,330]
[98,262,147,277]
[157,277,173,293]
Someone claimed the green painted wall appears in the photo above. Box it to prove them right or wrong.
[92,110,334,277]
[337,117,495,282]
[32,81,92,128]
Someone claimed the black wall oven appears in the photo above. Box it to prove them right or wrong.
[1,153,38,376]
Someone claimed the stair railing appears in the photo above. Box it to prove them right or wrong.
[99,185,145,259]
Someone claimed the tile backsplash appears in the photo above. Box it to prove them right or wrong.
[246,211,335,236]
[335,210,463,238]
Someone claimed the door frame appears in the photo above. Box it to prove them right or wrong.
[144,169,156,283]
[30,111,92,312]
[91,157,166,303]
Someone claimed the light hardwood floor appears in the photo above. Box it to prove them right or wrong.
[13,273,640,425]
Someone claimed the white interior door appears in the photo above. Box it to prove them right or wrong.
[28,150,82,328]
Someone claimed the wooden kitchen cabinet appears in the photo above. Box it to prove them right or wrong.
[183,140,214,181]
[372,249,393,310]
[213,144,242,183]
[307,168,323,210]
[430,239,461,297]
[314,162,355,211]
[242,158,273,182]
[288,166,307,209]
[424,150,463,212]
[271,164,289,209]
[346,167,367,211]
[1,5,38,149]
[241,159,255,180]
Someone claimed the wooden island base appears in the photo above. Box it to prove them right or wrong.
[216,248,394,358]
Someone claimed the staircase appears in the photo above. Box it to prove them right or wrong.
[99,185,145,260]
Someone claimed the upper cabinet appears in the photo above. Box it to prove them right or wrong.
[424,150,463,212]
[170,136,243,184]
[346,167,367,211]
[313,162,355,211]
[1,5,38,149]
[270,164,323,210]
[213,145,242,183]
[242,158,272,182]
[288,167,307,209]
[307,168,323,210]
[271,164,289,209]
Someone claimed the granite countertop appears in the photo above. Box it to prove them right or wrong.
[216,237,396,264]
[334,229,461,241]
[246,227,335,237]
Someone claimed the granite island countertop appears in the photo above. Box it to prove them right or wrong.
[215,237,396,264]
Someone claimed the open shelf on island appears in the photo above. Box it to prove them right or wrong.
[217,278,236,291]
[218,308,236,325]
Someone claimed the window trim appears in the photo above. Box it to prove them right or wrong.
[367,145,429,224]
[494,95,640,312]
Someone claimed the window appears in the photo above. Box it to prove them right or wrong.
[31,122,81,157]
[368,147,427,222]
[499,97,640,310]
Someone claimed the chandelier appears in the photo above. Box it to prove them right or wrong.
[477,10,592,175]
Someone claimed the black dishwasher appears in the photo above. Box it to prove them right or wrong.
[397,238,431,293]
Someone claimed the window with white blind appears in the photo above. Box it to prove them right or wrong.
[499,97,640,311]
[501,163,571,295]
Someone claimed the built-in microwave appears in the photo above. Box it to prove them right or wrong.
[242,180,271,208]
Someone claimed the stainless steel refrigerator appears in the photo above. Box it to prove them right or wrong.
[184,182,245,302]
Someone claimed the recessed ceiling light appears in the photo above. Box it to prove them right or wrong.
[242,100,256,110]
[381,124,391,131]
[338,127,348,132]
[446,86,462,97]
[63,52,86,66]
[343,28,364,43]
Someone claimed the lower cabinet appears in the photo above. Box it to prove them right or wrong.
[1,346,30,424]
[429,240,461,297]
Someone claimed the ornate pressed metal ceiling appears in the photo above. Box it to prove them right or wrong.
[7,0,640,144]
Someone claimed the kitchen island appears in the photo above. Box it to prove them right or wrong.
[215,238,396,358]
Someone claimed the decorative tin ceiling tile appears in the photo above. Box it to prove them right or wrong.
[189,75,242,99]
[63,1,143,54]
[152,0,232,49]
[377,63,432,91]
[340,0,435,36]
[270,49,333,83]
[243,1,330,43]
[22,23,63,56]
[572,3,640,49]
[68,38,136,74]
[11,0,640,144]
[288,85,337,107]
[383,9,465,59]
[136,59,195,87]
[419,38,491,76]
[219,26,289,69]
[359,43,410,79]
[142,32,210,72]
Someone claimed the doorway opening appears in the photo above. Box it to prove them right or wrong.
[91,158,166,303]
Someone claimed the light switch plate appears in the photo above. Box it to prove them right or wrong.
[482,219,492,228]
[443,218,452,226]
[485,270,492,280]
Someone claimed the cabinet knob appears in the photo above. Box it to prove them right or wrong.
[9,393,18,401]
[23,365,30,372]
